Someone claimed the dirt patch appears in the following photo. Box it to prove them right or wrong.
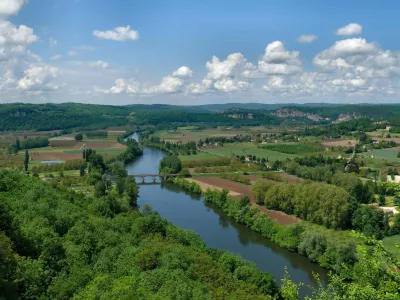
[186,178,242,197]
[279,173,304,184]
[192,176,253,196]
[190,176,301,225]
[322,139,357,147]
[246,175,280,185]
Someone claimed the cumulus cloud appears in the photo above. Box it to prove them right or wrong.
[172,66,192,78]
[0,20,38,62]
[297,34,317,43]
[335,23,362,36]
[214,78,248,92]
[93,26,139,42]
[244,41,302,77]
[0,0,27,16]
[89,60,109,69]
[17,64,59,93]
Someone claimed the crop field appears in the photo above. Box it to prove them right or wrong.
[322,139,357,147]
[201,143,297,161]
[260,143,324,154]
[179,151,219,161]
[23,138,126,167]
[362,149,400,164]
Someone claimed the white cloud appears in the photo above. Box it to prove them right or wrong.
[68,51,78,57]
[297,34,317,44]
[156,76,184,93]
[172,66,192,78]
[0,20,38,62]
[0,0,27,16]
[50,54,62,60]
[17,64,59,93]
[214,78,248,92]
[89,60,109,69]
[205,53,246,80]
[93,26,139,42]
[335,23,362,36]
[244,41,302,77]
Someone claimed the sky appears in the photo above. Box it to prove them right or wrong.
[1,0,400,105]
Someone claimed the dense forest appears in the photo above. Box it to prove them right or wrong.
[3,103,400,132]
[0,170,280,299]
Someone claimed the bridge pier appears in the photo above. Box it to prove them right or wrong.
[152,176,157,183]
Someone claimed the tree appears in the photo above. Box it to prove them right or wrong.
[252,180,272,204]
[79,165,85,177]
[94,180,106,197]
[75,133,83,141]
[378,194,386,206]
[125,177,139,207]
[24,150,29,171]
[159,156,182,174]
[15,138,20,151]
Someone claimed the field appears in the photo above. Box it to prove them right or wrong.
[202,143,297,161]
[156,126,305,143]
[322,139,357,147]
[382,235,400,260]
[361,149,400,164]
[190,176,301,225]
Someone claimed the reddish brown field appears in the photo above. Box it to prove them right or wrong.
[279,173,304,184]
[190,176,301,225]
[322,139,357,147]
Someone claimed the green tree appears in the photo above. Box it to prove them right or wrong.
[79,165,85,177]
[24,150,29,171]
[159,156,182,174]
[94,180,106,197]
[15,138,20,151]
[125,177,139,207]
[75,133,83,141]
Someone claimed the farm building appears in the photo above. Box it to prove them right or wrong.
[49,137,76,147]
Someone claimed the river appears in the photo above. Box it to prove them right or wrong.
[126,133,328,297]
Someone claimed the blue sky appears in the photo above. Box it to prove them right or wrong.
[1,0,400,104]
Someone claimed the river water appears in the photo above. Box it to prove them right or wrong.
[126,133,328,296]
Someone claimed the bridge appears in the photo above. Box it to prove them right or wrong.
[131,173,180,183]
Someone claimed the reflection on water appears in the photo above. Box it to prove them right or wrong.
[126,134,328,297]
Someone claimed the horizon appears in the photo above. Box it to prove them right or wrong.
[1,1,400,105]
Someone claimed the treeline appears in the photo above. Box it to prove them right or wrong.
[252,179,398,239]
[86,131,108,138]
[167,177,202,194]
[254,181,351,229]
[118,138,143,164]
[8,137,49,153]
[140,130,197,156]
[203,188,358,272]
[300,118,386,138]
[0,170,280,299]
[198,135,252,146]
[221,173,251,185]
[0,103,131,131]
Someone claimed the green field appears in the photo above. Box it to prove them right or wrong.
[179,151,219,161]
[383,235,400,260]
[363,149,400,163]
[202,143,297,161]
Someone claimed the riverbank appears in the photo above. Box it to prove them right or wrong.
[167,176,357,275]
[127,132,330,295]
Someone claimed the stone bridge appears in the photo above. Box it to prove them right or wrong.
[131,174,179,183]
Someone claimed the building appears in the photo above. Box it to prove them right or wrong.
[49,136,77,147]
